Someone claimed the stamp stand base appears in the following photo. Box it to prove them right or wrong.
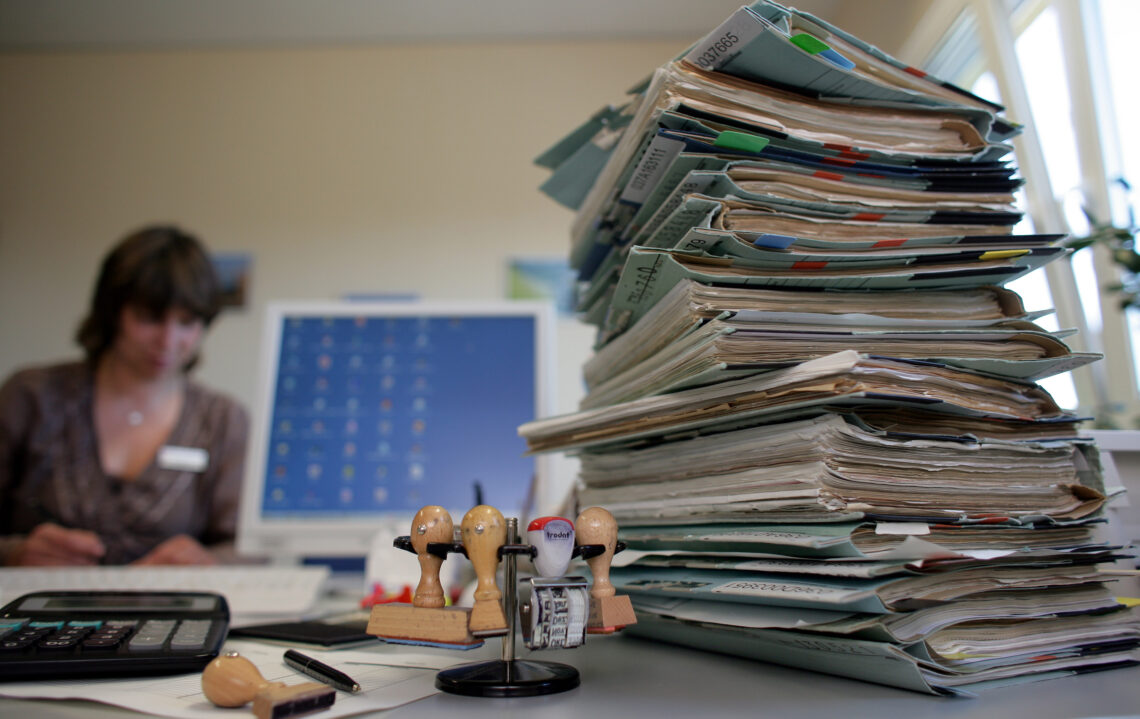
[435,659,579,697]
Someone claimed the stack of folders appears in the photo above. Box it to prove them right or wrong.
[523,0,1140,697]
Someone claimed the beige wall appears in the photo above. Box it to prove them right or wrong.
[0,7,927,512]
[1,41,694,415]
[0,1,927,409]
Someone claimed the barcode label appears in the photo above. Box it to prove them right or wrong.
[683,8,763,72]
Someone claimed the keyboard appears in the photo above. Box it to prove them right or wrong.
[0,565,330,617]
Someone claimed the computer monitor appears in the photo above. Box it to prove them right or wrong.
[237,300,555,559]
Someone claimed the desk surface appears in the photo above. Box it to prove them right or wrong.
[4,630,1139,719]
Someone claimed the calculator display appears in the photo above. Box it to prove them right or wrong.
[16,593,219,613]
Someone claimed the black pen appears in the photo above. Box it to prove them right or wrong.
[283,649,362,693]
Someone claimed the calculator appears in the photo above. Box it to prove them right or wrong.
[0,590,229,680]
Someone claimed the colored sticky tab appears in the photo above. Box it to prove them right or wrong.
[980,249,1030,260]
[752,233,797,249]
[1116,596,1140,608]
[790,33,830,54]
[789,33,855,70]
[713,130,770,155]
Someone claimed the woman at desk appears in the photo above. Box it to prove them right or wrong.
[0,225,248,566]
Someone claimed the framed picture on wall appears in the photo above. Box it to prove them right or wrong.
[212,253,252,309]
[507,257,576,317]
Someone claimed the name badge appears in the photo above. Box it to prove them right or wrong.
[157,446,209,473]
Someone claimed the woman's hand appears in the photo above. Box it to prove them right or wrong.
[9,522,106,565]
[133,534,217,565]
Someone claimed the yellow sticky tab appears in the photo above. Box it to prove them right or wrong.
[979,249,1030,260]
[1115,596,1140,608]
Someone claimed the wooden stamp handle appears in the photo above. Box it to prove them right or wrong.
[576,506,617,599]
[461,505,506,605]
[410,505,452,609]
[202,652,281,707]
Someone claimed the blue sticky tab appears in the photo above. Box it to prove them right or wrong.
[752,234,797,249]
[819,48,856,70]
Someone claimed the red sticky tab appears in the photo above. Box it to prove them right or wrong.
[872,239,907,248]
[822,156,857,167]
[905,66,928,78]
[823,143,870,159]
[853,212,886,221]
[813,170,845,181]
[793,261,828,270]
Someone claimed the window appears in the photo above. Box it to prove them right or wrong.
[917,0,1140,427]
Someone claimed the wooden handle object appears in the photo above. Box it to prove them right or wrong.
[410,505,453,608]
[202,652,334,719]
[461,505,507,607]
[201,652,282,707]
[576,506,618,599]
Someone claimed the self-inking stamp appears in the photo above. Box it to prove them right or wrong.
[527,516,575,577]
[522,517,588,650]
[365,503,635,697]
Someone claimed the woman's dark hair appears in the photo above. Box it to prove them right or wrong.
[75,225,220,367]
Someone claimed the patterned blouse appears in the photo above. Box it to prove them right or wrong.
[0,361,248,564]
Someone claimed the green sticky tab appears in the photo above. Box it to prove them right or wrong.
[713,131,770,155]
[790,33,830,55]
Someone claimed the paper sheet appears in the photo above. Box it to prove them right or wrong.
[0,638,487,718]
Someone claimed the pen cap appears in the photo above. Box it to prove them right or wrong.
[527,516,575,577]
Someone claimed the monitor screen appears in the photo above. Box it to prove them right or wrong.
[237,300,555,559]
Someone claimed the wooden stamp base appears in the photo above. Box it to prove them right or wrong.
[587,594,637,633]
[367,604,482,647]
[468,600,509,637]
[251,682,334,719]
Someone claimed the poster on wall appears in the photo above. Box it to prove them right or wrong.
[211,253,252,309]
[507,257,577,317]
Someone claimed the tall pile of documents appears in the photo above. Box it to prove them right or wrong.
[523,0,1139,696]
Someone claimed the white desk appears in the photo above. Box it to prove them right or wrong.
[3,628,1139,719]
[5,571,1139,718]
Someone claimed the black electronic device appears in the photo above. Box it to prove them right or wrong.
[0,590,229,680]
[228,619,373,648]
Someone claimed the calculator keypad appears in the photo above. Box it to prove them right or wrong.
[83,623,135,650]
[0,617,213,656]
